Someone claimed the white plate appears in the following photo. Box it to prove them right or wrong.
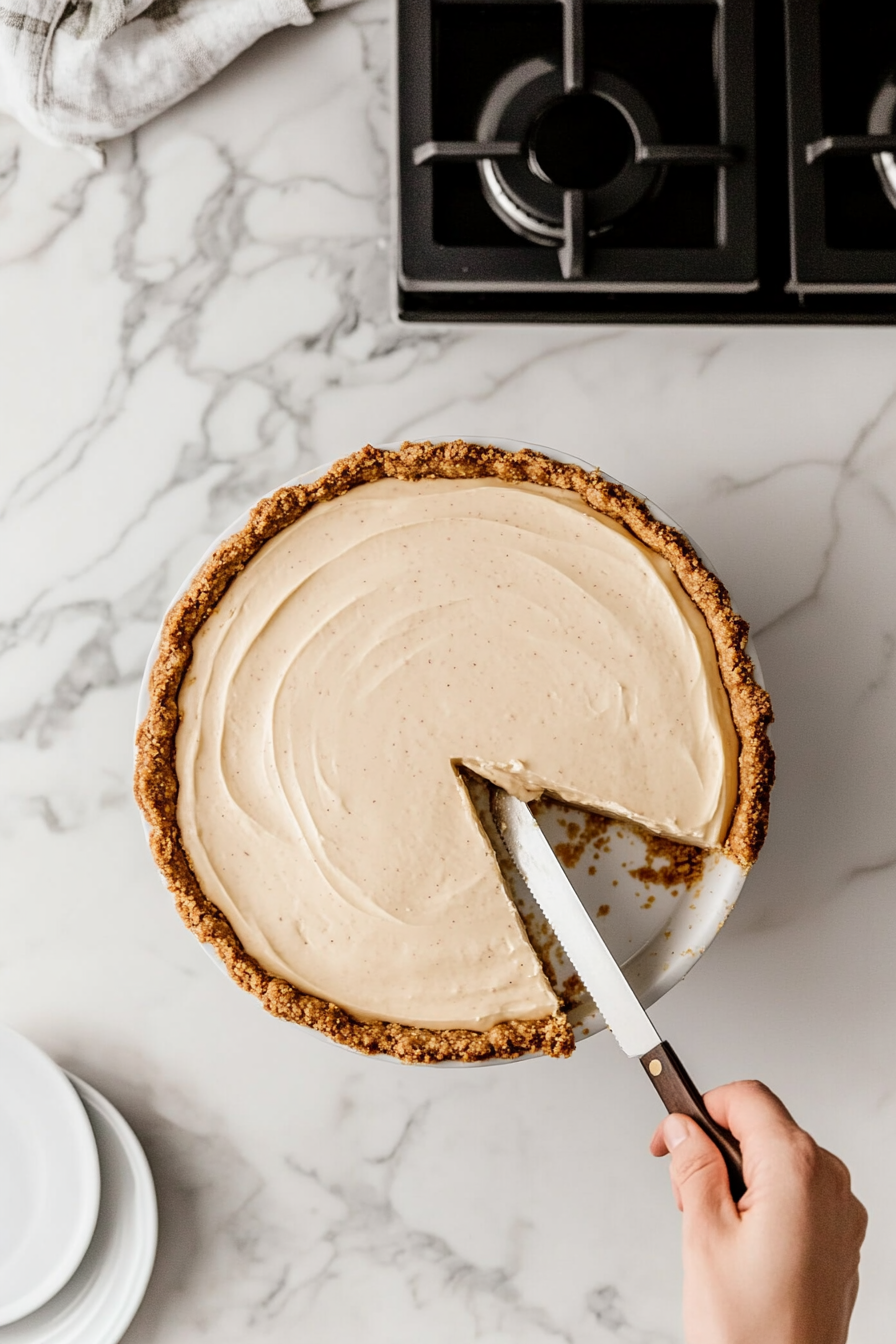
[0,1029,100,1325]
[136,436,763,1061]
[0,1075,158,1344]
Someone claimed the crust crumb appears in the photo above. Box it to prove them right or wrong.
[628,834,706,891]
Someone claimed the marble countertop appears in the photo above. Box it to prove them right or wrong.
[1,4,894,1339]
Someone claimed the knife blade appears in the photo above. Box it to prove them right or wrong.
[491,788,745,1201]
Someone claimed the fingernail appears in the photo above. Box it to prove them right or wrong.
[664,1115,689,1150]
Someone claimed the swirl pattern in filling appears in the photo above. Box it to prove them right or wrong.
[175,477,739,1030]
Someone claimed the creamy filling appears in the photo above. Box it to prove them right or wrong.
[176,478,739,1030]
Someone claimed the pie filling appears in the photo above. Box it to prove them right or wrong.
[176,477,739,1032]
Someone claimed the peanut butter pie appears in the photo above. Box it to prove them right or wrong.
[135,441,773,1064]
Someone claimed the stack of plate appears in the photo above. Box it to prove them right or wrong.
[0,1027,157,1344]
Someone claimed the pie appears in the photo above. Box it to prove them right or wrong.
[134,441,774,1063]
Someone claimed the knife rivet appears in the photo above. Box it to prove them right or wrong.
[648,1060,663,1076]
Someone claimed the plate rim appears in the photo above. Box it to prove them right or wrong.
[0,1028,101,1325]
[65,1074,158,1344]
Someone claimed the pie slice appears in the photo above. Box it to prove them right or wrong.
[135,442,773,1063]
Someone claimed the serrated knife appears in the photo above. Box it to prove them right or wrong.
[492,788,745,1201]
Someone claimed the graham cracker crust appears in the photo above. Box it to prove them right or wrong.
[134,440,774,1064]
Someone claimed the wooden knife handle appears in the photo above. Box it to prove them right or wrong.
[641,1041,745,1202]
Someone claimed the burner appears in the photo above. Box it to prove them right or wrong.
[529,93,633,188]
[476,60,661,247]
[869,74,896,210]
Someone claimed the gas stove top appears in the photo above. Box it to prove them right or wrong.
[396,0,896,323]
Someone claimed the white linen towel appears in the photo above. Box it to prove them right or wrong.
[0,0,352,157]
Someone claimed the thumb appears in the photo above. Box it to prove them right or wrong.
[663,1115,735,1225]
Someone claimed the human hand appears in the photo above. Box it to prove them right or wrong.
[650,1080,867,1344]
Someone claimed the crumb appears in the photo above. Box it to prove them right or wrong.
[560,971,585,1009]
[627,833,706,891]
[551,805,614,869]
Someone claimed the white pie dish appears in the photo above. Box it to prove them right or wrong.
[136,436,763,1062]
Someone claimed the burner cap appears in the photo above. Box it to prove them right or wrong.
[529,93,634,190]
[476,61,662,247]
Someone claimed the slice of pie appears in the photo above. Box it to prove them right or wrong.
[135,441,773,1064]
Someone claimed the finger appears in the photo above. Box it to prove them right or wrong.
[663,1114,739,1226]
[699,1083,839,1199]
[649,1118,670,1157]
[699,1080,800,1143]
[651,1080,794,1161]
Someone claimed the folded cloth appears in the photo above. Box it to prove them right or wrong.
[0,0,352,158]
